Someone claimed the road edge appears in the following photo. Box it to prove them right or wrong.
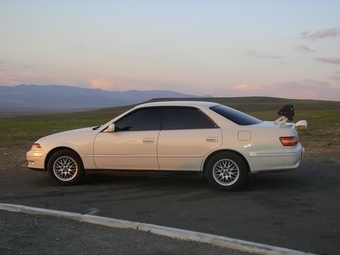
[0,203,314,255]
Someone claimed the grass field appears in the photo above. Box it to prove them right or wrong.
[0,97,339,164]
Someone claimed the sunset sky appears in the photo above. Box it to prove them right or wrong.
[1,1,340,100]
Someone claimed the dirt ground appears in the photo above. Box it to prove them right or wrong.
[299,135,340,163]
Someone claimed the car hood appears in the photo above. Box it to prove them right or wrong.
[45,127,94,138]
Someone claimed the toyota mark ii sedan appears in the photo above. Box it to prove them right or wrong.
[27,101,305,191]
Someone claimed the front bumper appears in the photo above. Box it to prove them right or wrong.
[26,150,45,171]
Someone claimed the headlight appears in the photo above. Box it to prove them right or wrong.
[31,143,42,150]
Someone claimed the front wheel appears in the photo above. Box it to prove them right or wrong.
[206,152,247,191]
[47,149,84,185]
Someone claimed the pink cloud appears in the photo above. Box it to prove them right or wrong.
[270,79,340,100]
[89,76,155,91]
[91,78,117,91]
[293,44,315,52]
[233,84,249,90]
[87,75,189,92]
[223,79,340,101]
[300,79,331,88]
[228,84,268,97]
[302,26,340,39]
[315,56,340,65]
[0,71,83,87]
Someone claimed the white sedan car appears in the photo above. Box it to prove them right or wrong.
[27,101,305,191]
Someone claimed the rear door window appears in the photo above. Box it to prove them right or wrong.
[162,107,217,130]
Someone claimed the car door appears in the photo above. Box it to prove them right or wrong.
[93,107,165,170]
[157,107,222,171]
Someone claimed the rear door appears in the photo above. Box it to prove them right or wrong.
[157,107,222,171]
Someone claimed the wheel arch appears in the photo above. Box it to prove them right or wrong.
[203,150,250,175]
[44,147,83,171]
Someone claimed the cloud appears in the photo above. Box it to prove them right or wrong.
[222,79,340,101]
[89,76,153,91]
[270,79,340,100]
[230,84,268,96]
[246,50,283,59]
[329,72,340,82]
[302,26,340,39]
[23,65,34,68]
[300,31,309,37]
[91,78,117,91]
[0,71,84,87]
[233,84,249,90]
[293,44,315,52]
[298,79,331,88]
[88,75,191,93]
[315,56,340,65]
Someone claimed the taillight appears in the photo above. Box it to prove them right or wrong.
[280,136,299,146]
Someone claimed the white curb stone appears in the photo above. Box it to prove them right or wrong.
[0,203,315,255]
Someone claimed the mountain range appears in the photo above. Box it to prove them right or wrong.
[0,84,199,114]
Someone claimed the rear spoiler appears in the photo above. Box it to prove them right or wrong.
[275,105,307,129]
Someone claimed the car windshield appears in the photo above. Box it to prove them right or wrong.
[210,105,262,126]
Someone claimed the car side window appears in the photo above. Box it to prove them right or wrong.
[162,107,217,130]
[114,107,164,131]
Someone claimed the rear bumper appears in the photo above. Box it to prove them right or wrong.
[283,145,304,169]
[248,144,304,173]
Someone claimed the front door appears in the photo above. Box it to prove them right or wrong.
[93,107,165,170]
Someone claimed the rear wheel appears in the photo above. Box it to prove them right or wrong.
[206,152,247,191]
[47,149,84,185]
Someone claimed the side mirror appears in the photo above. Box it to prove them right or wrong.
[106,124,115,132]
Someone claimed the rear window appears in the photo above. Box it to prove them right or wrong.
[210,105,262,126]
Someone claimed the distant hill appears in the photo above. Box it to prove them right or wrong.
[0,84,198,114]
[2,84,340,116]
[148,96,340,112]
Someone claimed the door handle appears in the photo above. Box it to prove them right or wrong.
[143,138,154,144]
[206,137,218,142]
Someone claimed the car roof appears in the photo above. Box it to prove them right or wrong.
[135,100,220,109]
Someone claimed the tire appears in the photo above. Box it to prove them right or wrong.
[206,152,247,191]
[47,149,84,185]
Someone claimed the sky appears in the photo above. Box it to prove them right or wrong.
[1,0,340,101]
